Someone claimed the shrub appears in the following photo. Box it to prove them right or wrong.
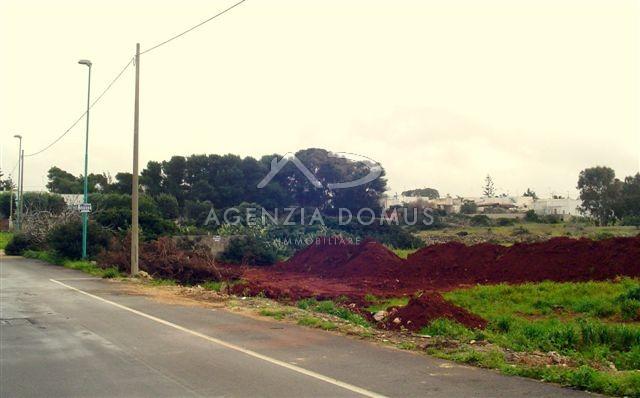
[0,192,13,218]
[4,233,39,255]
[47,220,112,259]
[496,218,515,226]
[460,200,478,214]
[594,231,615,241]
[621,216,640,227]
[470,215,491,227]
[216,236,278,266]
[511,226,530,236]
[618,287,640,321]
[541,214,561,224]
[620,286,640,302]
[524,210,540,222]
[98,236,237,284]
[325,218,424,249]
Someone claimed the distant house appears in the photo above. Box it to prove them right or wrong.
[382,192,582,219]
[532,198,581,217]
[462,196,532,213]
[429,197,462,214]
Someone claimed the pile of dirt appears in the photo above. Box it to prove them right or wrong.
[279,237,403,279]
[405,236,640,287]
[245,235,640,301]
[487,237,640,284]
[384,293,487,331]
[404,242,503,287]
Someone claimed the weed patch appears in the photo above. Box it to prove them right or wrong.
[23,250,122,278]
[0,231,13,250]
[421,280,640,396]
[259,308,292,320]
[297,316,337,330]
[297,298,370,328]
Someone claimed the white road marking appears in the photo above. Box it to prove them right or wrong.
[50,278,388,398]
[55,277,102,281]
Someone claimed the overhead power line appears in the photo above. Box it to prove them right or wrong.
[26,57,135,157]
[6,160,19,176]
[26,0,247,157]
[140,0,247,55]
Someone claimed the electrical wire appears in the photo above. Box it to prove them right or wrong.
[7,160,19,176]
[25,0,247,157]
[25,57,135,157]
[140,0,247,55]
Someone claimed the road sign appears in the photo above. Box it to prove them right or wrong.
[78,203,92,213]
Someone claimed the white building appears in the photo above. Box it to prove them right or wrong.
[382,192,582,218]
[532,198,581,217]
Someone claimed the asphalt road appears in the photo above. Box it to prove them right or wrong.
[0,255,594,397]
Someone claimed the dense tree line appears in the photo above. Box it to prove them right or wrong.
[46,148,388,216]
[0,191,66,218]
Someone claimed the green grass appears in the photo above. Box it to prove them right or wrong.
[420,318,476,340]
[417,223,638,245]
[413,279,640,396]
[259,308,293,320]
[391,248,417,259]
[397,341,417,350]
[444,279,640,320]
[364,294,410,313]
[297,316,337,330]
[427,346,640,397]
[0,231,13,250]
[148,278,177,286]
[202,281,224,292]
[23,250,121,279]
[297,298,371,328]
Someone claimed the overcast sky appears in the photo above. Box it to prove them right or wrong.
[1,0,638,198]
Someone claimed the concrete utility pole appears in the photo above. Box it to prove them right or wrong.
[13,135,22,230]
[131,43,140,276]
[19,150,24,229]
[78,59,92,259]
[8,174,13,230]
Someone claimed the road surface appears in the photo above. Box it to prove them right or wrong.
[1,255,593,397]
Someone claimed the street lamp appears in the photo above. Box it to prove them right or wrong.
[78,59,92,259]
[13,135,22,231]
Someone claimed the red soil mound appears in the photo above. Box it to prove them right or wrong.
[279,237,403,279]
[405,236,640,287]
[241,236,640,305]
[385,292,487,331]
[489,237,640,284]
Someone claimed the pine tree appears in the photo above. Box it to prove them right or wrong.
[483,175,495,197]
